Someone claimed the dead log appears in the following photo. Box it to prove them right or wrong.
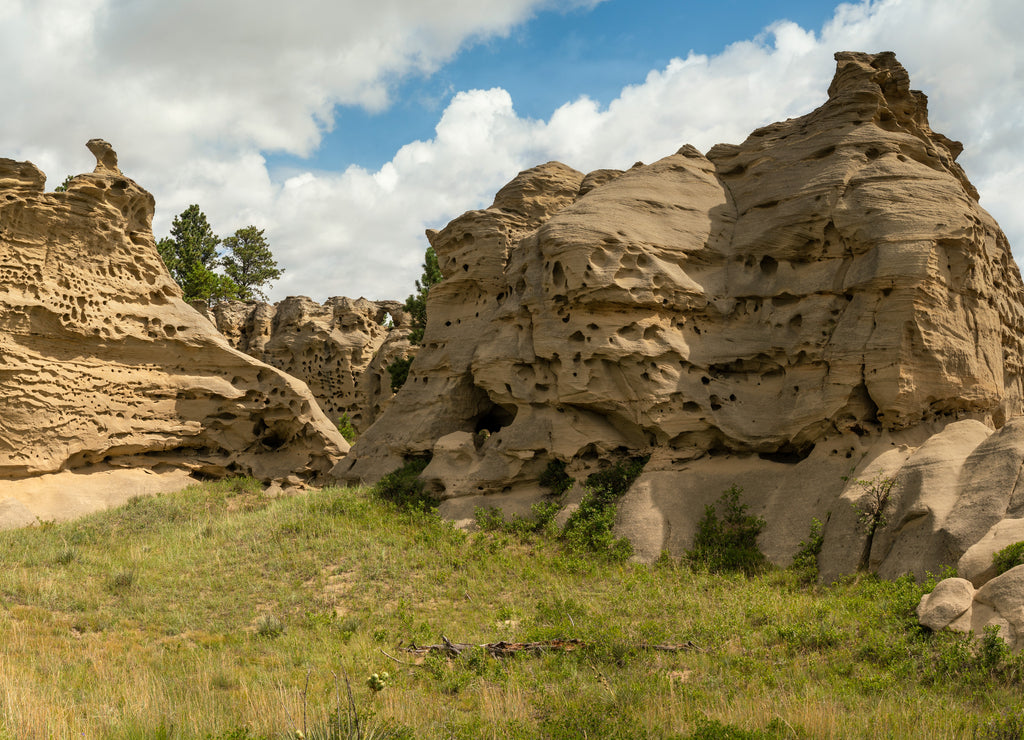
[398,637,702,658]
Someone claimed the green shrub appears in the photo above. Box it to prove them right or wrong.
[561,456,647,561]
[993,540,1024,576]
[979,624,1011,673]
[474,506,507,532]
[336,413,357,443]
[474,499,562,539]
[790,517,825,580]
[254,613,284,638]
[387,356,413,393]
[539,459,573,497]
[372,456,436,511]
[107,568,136,593]
[54,547,76,565]
[975,709,1024,740]
[469,458,571,540]
[687,486,768,575]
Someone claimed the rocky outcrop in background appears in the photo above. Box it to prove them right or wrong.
[209,296,410,432]
[0,140,347,525]
[336,51,1024,617]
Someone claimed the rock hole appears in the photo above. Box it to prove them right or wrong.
[757,443,816,464]
[552,261,566,289]
[252,419,288,450]
[474,403,517,434]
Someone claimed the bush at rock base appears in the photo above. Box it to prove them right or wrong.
[993,540,1024,576]
[687,486,768,575]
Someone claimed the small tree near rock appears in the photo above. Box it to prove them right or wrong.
[386,246,443,391]
[403,246,442,345]
[846,472,898,571]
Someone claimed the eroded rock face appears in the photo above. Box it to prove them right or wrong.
[337,53,1024,582]
[209,296,409,431]
[0,141,348,502]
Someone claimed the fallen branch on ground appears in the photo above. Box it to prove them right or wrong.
[397,636,703,658]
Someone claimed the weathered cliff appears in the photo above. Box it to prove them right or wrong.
[0,140,347,523]
[209,296,410,431]
[336,53,1024,601]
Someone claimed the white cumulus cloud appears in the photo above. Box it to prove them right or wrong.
[1,0,1020,302]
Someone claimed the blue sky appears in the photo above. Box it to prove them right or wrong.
[278,0,839,174]
[1,0,1022,301]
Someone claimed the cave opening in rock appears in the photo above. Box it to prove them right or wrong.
[473,403,517,434]
[757,441,816,464]
[253,418,287,450]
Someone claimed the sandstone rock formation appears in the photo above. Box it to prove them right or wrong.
[0,140,348,521]
[918,568,1024,651]
[209,297,409,431]
[336,52,1024,588]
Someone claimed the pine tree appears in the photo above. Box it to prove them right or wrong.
[386,246,444,392]
[157,205,238,305]
[221,226,283,301]
[403,246,442,344]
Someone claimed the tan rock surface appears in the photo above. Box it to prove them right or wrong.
[924,566,1024,650]
[958,519,1024,586]
[338,53,1024,580]
[0,467,195,530]
[210,296,409,431]
[0,141,347,508]
[916,577,975,632]
[971,566,1024,648]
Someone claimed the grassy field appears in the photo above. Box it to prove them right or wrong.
[0,477,1022,739]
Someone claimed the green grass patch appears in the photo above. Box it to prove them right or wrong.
[0,478,1021,738]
